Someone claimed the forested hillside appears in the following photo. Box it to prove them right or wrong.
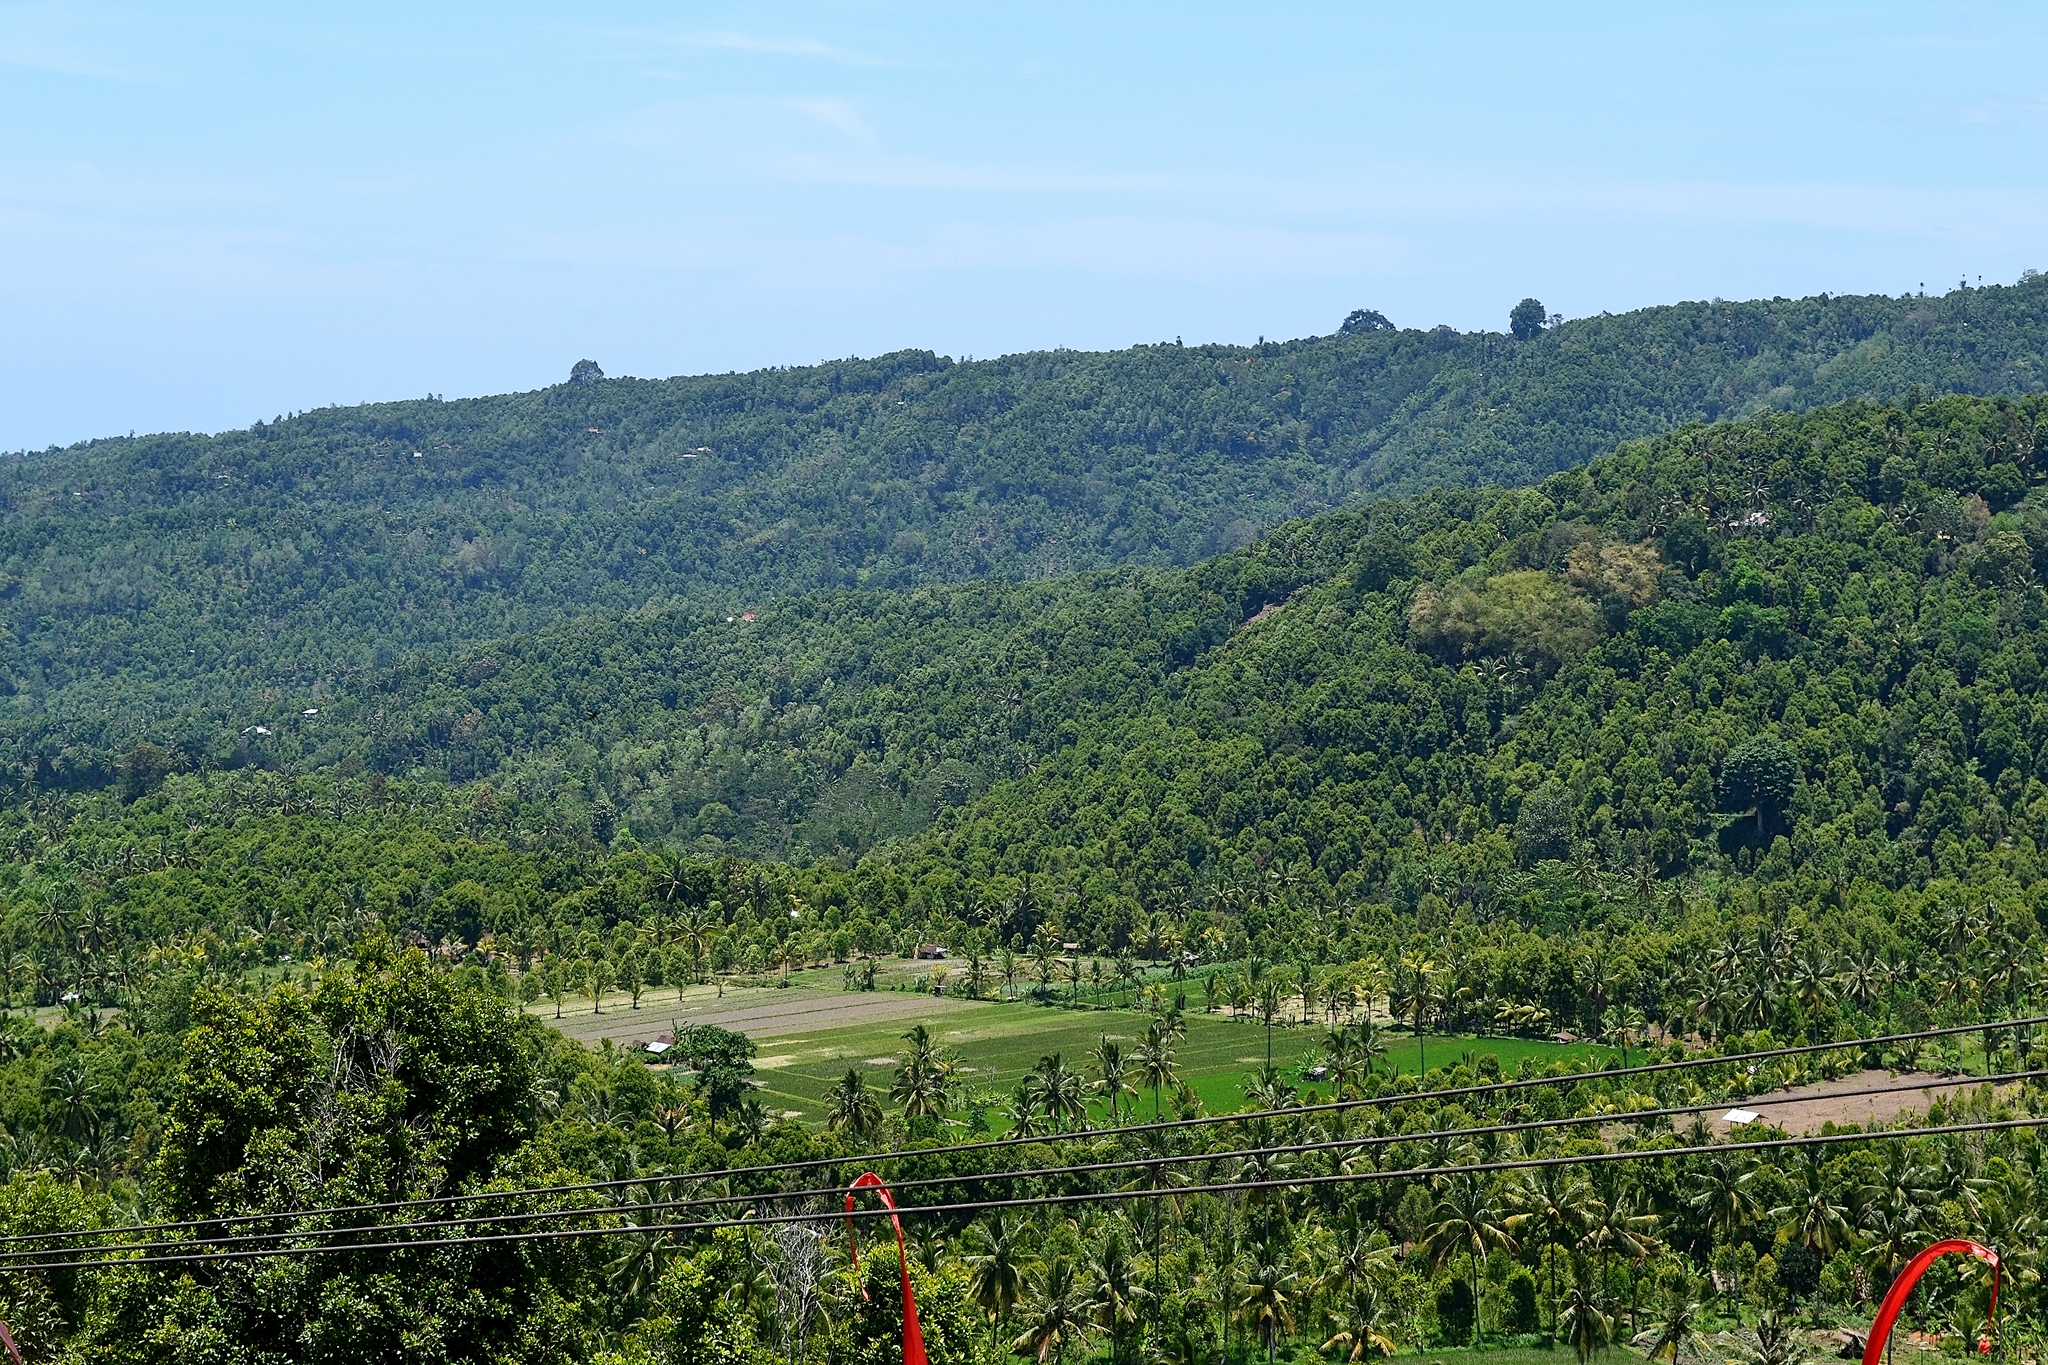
[25,391,2048,952]
[3,394,2047,1361]
[11,279,2048,790]
[196,391,2048,927]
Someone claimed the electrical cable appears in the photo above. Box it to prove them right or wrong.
[9,1113,2046,1275]
[0,1010,2024,1255]
[9,1064,2031,1267]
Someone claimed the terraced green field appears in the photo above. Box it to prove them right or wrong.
[520,968,1623,1125]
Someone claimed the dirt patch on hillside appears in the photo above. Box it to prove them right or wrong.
[1708,1069,1990,1136]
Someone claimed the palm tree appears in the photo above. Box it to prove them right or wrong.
[999,946,1019,1001]
[1577,954,1615,1035]
[892,1024,955,1121]
[825,1067,882,1140]
[1840,946,1886,1015]
[1856,1205,1919,1302]
[1033,936,1057,995]
[1091,1037,1136,1125]
[1134,1020,1180,1122]
[1753,1312,1805,1365]
[1686,1154,1760,1245]
[1352,1019,1388,1081]
[1392,952,1440,1076]
[965,1215,1028,1357]
[1354,955,1388,1026]
[1256,978,1285,1068]
[606,1184,677,1319]
[1026,1053,1088,1131]
[1113,954,1140,1008]
[1582,1171,1659,1331]
[1238,1248,1299,1365]
[34,899,71,954]
[1085,1223,1147,1365]
[44,1059,98,1141]
[1557,1275,1613,1365]
[1013,1256,1092,1365]
[1321,1284,1396,1364]
[1769,1148,1853,1258]
[1645,1278,1700,1363]
[1424,1172,1518,1345]
[1507,1165,1598,1336]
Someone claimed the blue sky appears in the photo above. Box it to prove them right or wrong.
[3,2,2046,450]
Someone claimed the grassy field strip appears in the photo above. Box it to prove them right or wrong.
[519,978,1622,1123]
[737,990,1620,1121]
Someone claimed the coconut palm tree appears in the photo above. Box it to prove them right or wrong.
[1645,1278,1700,1363]
[1582,1170,1659,1330]
[606,1184,677,1319]
[1321,1283,1397,1364]
[1113,954,1140,1008]
[825,1067,882,1139]
[43,1059,98,1142]
[1557,1275,1612,1365]
[966,1215,1028,1356]
[1005,1081,1048,1138]
[1507,1165,1598,1336]
[1013,1256,1092,1365]
[891,1023,957,1121]
[1086,1222,1147,1365]
[1769,1148,1854,1258]
[1256,978,1286,1068]
[1686,1154,1760,1246]
[1091,1037,1136,1125]
[1026,1053,1088,1131]
[1425,1172,1518,1345]
[1391,952,1440,1076]
[1134,1020,1180,1122]
[1753,1312,1805,1365]
[1238,1247,1299,1365]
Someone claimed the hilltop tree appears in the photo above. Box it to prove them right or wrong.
[1340,308,1396,334]
[1721,736,1797,836]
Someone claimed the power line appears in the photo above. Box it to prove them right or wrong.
[12,1065,2031,1267]
[3,1011,2024,1257]
[10,1012,2043,1257]
[10,1114,2045,1276]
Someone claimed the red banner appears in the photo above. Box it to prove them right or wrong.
[1863,1238,2000,1365]
[846,1172,929,1365]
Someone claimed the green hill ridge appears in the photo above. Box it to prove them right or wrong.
[57,390,2048,963]
[10,279,2048,788]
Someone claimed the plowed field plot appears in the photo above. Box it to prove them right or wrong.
[1708,1069,1992,1135]
[532,981,962,1049]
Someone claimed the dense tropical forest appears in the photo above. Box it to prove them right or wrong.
[11,279,2048,790]
[4,316,2048,1360]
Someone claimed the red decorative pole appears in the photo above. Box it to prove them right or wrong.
[846,1172,928,1365]
[1863,1239,2000,1365]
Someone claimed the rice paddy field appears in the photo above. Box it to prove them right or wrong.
[521,966,1622,1125]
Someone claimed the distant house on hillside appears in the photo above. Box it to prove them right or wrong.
[914,944,948,960]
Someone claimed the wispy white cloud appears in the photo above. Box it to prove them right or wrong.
[664,29,900,68]
[783,97,874,144]
[1959,94,2048,126]
[0,37,139,82]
